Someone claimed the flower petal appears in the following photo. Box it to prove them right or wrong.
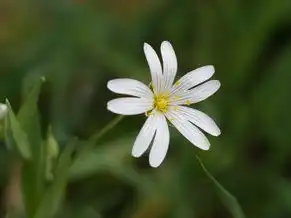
[172,80,221,105]
[161,41,178,91]
[165,108,210,150]
[171,65,215,96]
[107,78,153,99]
[174,106,221,136]
[132,114,158,157]
[143,43,163,93]
[107,97,153,115]
[149,113,169,168]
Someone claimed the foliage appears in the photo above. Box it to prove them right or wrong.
[1,0,291,217]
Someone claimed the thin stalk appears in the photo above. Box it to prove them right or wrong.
[76,115,124,157]
[88,115,124,145]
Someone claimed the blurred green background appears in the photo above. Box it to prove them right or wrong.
[1,0,291,217]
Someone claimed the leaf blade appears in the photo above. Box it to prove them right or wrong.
[196,156,245,218]
[5,99,31,160]
[33,138,77,218]
[16,77,46,217]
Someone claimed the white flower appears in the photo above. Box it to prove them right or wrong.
[107,41,221,167]
[0,103,8,120]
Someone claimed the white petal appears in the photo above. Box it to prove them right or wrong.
[0,103,8,120]
[174,106,221,136]
[172,80,221,105]
[161,41,177,91]
[165,108,210,150]
[143,43,163,93]
[107,78,153,99]
[171,65,215,96]
[149,113,169,168]
[107,97,153,115]
[132,114,158,157]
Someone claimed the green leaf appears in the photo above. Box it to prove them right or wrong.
[5,99,31,160]
[196,156,245,218]
[16,77,46,217]
[33,138,77,218]
[18,76,45,150]
[4,112,16,151]
[8,76,46,217]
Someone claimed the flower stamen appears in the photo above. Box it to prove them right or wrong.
[153,93,170,113]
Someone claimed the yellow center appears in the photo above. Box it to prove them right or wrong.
[153,93,169,113]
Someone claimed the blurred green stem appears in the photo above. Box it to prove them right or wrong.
[88,115,124,144]
[77,115,124,157]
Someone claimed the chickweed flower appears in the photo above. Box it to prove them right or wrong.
[107,41,221,167]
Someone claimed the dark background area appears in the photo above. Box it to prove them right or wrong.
[1,0,291,217]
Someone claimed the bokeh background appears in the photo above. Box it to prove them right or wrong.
[1,0,291,217]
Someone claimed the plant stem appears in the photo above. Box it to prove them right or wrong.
[76,115,124,157]
[88,115,124,144]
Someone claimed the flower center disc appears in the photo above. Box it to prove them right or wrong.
[154,94,169,113]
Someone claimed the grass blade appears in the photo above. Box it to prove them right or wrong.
[196,156,245,218]
[33,138,77,218]
[5,99,31,160]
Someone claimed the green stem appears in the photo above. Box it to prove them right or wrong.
[88,115,124,144]
[77,115,124,156]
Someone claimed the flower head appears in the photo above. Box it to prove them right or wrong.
[107,41,221,167]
